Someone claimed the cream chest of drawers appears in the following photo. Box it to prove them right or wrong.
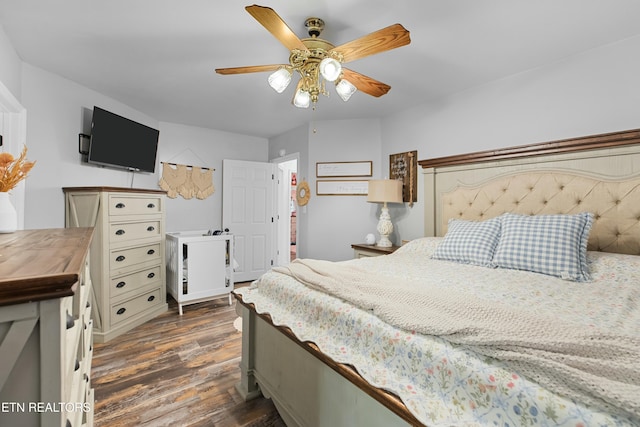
[0,228,94,427]
[64,187,168,343]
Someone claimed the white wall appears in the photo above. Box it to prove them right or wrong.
[7,30,640,260]
[269,124,309,258]
[0,24,21,100]
[159,122,267,232]
[382,35,640,241]
[270,119,406,261]
[272,35,640,258]
[20,64,268,230]
[305,118,383,261]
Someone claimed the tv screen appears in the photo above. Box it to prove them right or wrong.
[88,106,159,173]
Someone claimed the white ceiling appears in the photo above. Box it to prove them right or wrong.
[1,1,639,139]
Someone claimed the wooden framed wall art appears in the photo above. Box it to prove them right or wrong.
[316,161,372,178]
[316,180,369,196]
[389,150,417,206]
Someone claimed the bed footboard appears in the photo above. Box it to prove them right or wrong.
[234,296,417,427]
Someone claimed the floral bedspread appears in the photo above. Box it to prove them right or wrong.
[235,237,640,426]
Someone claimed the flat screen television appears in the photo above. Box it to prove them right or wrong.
[88,106,159,173]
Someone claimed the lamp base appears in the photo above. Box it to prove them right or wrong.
[376,205,394,248]
[376,235,393,248]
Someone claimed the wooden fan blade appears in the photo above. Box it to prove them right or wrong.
[341,68,391,97]
[215,64,286,75]
[245,5,308,52]
[331,23,410,63]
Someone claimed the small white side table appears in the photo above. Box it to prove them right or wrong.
[166,231,234,315]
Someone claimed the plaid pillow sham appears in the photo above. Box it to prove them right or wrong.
[490,212,594,282]
[431,217,502,267]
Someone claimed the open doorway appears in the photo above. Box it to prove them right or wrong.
[275,156,298,265]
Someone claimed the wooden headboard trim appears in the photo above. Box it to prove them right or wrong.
[418,128,640,169]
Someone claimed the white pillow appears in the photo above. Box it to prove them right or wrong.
[431,217,502,267]
[394,237,443,257]
[491,212,594,281]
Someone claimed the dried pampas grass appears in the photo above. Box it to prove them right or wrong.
[0,145,36,192]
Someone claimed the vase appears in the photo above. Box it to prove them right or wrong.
[0,192,18,233]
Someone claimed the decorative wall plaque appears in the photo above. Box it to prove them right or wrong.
[316,161,372,178]
[389,150,417,206]
[316,180,369,196]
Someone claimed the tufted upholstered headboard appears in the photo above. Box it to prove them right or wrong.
[420,128,640,255]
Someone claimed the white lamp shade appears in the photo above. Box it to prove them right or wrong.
[367,179,403,204]
[293,88,311,108]
[335,79,357,102]
[319,57,342,82]
[268,68,292,93]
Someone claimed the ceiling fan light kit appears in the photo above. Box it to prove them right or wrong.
[293,88,311,108]
[268,67,293,93]
[215,5,411,110]
[318,57,342,82]
[335,79,357,102]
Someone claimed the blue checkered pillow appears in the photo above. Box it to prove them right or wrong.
[431,217,502,266]
[491,212,594,281]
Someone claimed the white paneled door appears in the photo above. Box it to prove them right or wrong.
[222,159,276,282]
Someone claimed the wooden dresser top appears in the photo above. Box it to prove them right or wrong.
[0,228,94,306]
[63,186,167,194]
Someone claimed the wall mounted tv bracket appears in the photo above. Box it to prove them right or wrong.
[78,133,90,155]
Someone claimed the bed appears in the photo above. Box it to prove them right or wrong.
[234,128,640,426]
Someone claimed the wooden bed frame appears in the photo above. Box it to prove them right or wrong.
[235,127,640,426]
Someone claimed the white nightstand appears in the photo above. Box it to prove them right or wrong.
[351,243,400,259]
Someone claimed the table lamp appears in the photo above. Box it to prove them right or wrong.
[367,179,403,247]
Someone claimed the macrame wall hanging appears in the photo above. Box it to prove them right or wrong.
[159,161,215,200]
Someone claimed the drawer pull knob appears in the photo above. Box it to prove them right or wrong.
[74,358,80,371]
[147,249,155,255]
[147,226,155,232]
[116,229,125,235]
[116,255,126,262]
[116,307,126,315]
[147,203,155,209]
[86,301,90,308]
[115,203,125,209]
[147,272,155,279]
[116,281,126,288]
[147,295,156,302]
[66,312,75,329]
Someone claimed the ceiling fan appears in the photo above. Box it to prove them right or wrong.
[215,4,411,109]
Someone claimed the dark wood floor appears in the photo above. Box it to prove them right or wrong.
[91,287,286,427]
